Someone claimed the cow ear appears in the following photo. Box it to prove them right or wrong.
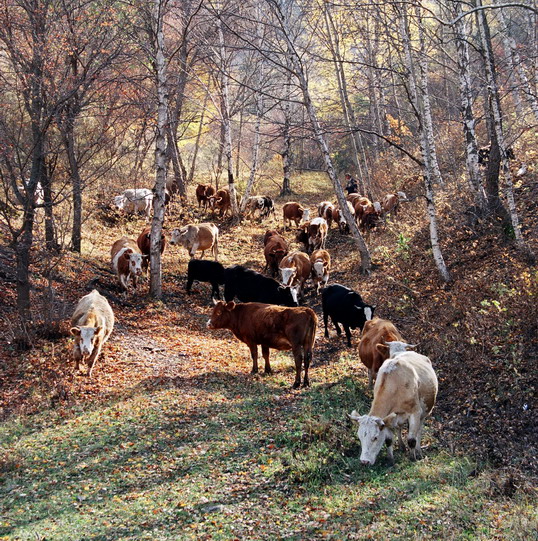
[70,327,81,336]
[348,410,364,423]
[382,412,397,429]
[376,343,389,353]
[375,417,386,429]
[225,301,235,311]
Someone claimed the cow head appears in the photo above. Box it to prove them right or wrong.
[350,303,375,329]
[70,325,102,358]
[113,195,125,211]
[312,260,325,278]
[349,411,398,466]
[377,341,417,358]
[302,209,311,222]
[123,249,145,276]
[280,266,297,287]
[170,226,190,246]
[207,300,235,329]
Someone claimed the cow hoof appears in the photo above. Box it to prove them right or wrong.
[302,381,310,388]
[264,370,273,375]
[292,381,301,389]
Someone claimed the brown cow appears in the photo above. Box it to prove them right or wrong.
[209,188,231,217]
[358,317,403,387]
[310,249,330,294]
[196,184,216,209]
[136,226,167,273]
[170,222,219,260]
[297,218,328,254]
[111,237,146,291]
[317,201,335,229]
[279,251,311,304]
[207,301,318,388]
[283,202,310,229]
[382,193,399,216]
[333,201,355,233]
[264,230,288,278]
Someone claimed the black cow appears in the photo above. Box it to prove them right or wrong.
[187,260,225,299]
[260,196,275,219]
[322,284,375,347]
[224,265,298,307]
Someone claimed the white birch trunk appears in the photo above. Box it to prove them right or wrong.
[497,2,538,122]
[240,96,262,211]
[401,5,450,282]
[274,0,371,273]
[149,0,168,298]
[476,2,530,254]
[217,10,239,217]
[453,1,487,209]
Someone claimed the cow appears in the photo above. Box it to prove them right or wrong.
[186,259,225,299]
[111,237,146,291]
[136,226,167,273]
[283,202,310,229]
[244,195,275,220]
[322,284,375,347]
[224,265,298,307]
[114,188,153,219]
[208,188,231,218]
[346,193,363,206]
[279,251,311,304]
[170,222,219,260]
[306,217,328,252]
[70,290,114,377]
[207,301,317,388]
[333,202,355,233]
[196,184,216,209]
[358,317,403,387]
[349,345,438,465]
[318,201,335,229]
[310,249,330,294]
[382,192,408,217]
[264,230,289,278]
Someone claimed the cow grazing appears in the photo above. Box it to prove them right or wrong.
[207,301,317,388]
[244,195,275,220]
[283,202,310,229]
[186,259,225,299]
[170,222,219,260]
[224,265,297,307]
[136,226,167,273]
[333,202,355,233]
[209,188,231,218]
[318,201,335,229]
[358,317,403,387]
[382,193,404,217]
[259,196,275,219]
[196,184,216,209]
[310,249,331,294]
[114,188,153,219]
[349,347,438,465]
[70,290,114,377]
[264,230,289,278]
[111,237,146,291]
[322,284,375,347]
[279,251,311,304]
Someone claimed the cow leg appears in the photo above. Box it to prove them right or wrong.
[302,348,311,387]
[86,342,102,378]
[343,325,352,347]
[368,368,373,388]
[73,348,82,373]
[323,310,329,338]
[261,345,272,374]
[211,281,220,299]
[385,432,395,466]
[249,345,259,374]
[292,346,303,389]
[407,414,423,461]
[190,242,199,258]
[120,274,129,291]
[331,318,342,336]
[186,276,194,294]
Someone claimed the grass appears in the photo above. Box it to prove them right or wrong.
[1,354,536,540]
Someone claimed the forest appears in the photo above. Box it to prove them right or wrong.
[0,0,537,539]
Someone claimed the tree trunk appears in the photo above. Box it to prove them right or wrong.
[188,85,209,184]
[274,0,371,273]
[41,159,58,253]
[400,4,450,281]
[280,99,293,196]
[216,9,238,218]
[476,0,531,260]
[453,1,487,210]
[149,0,169,299]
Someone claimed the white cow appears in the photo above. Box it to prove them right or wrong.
[349,343,438,465]
[170,222,219,260]
[70,290,114,377]
[114,188,153,219]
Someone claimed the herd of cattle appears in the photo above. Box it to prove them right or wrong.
[68,183,437,465]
